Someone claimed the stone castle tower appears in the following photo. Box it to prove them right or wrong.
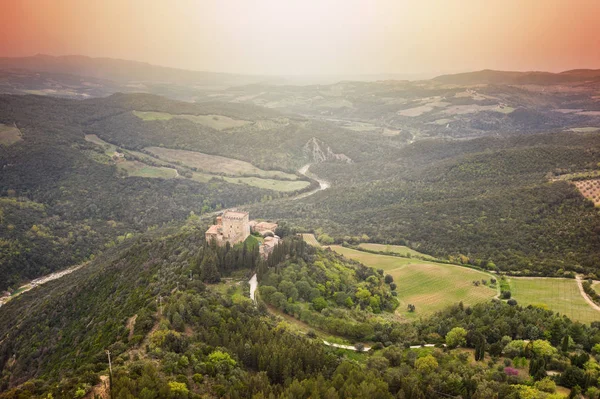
[205,210,250,246]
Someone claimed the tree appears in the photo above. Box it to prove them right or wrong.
[384,274,394,284]
[200,250,220,283]
[407,304,416,312]
[168,381,189,399]
[415,355,438,373]
[446,327,467,348]
[312,296,328,312]
[317,233,334,245]
[562,335,570,352]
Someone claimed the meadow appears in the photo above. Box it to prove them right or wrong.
[330,246,497,320]
[509,277,600,324]
[0,124,22,146]
[133,110,252,130]
[357,243,436,260]
[145,147,299,180]
[301,233,322,247]
[118,161,178,179]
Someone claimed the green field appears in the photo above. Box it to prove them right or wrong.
[357,243,436,260]
[85,134,308,191]
[330,246,497,320]
[145,147,298,180]
[223,176,309,192]
[133,111,251,130]
[302,233,322,247]
[509,277,600,324]
[118,161,178,179]
[0,124,22,146]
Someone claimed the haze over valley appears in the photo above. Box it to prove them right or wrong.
[1,2,600,398]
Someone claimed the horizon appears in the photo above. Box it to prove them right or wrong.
[3,53,600,83]
[2,0,600,77]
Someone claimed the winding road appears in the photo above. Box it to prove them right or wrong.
[575,275,600,312]
[249,274,258,302]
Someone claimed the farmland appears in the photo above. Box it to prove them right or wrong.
[509,277,600,324]
[0,123,22,146]
[85,135,309,191]
[330,246,497,320]
[301,233,322,247]
[117,160,178,179]
[357,243,437,260]
[145,147,299,180]
[133,110,252,130]
[574,179,600,206]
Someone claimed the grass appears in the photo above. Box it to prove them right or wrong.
[118,161,178,179]
[0,124,22,146]
[85,134,307,191]
[190,173,309,192]
[133,111,251,130]
[593,281,600,295]
[145,147,298,180]
[302,234,322,247]
[223,176,309,192]
[509,277,600,324]
[357,243,436,260]
[330,246,497,320]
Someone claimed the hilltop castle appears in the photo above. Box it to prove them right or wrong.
[205,210,250,246]
[205,210,280,257]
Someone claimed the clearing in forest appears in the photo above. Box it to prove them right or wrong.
[574,179,600,206]
[509,277,599,324]
[145,147,298,180]
[301,234,322,248]
[330,246,496,320]
[118,160,179,179]
[357,243,436,260]
[0,124,22,146]
[133,110,251,130]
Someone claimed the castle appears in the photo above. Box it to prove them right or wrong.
[205,210,280,257]
[205,210,250,246]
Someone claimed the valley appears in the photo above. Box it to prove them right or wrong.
[1,58,600,399]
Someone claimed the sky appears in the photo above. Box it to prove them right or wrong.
[1,0,600,77]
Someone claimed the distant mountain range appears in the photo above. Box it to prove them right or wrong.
[0,54,272,88]
[433,68,600,85]
[1,54,599,87]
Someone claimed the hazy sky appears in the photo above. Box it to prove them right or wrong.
[2,0,600,76]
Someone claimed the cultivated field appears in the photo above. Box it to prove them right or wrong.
[223,176,309,192]
[145,147,298,180]
[330,246,497,320]
[574,179,600,206]
[85,135,308,191]
[357,243,436,260]
[301,233,322,247]
[133,111,251,130]
[0,124,22,146]
[118,161,178,179]
[509,277,600,324]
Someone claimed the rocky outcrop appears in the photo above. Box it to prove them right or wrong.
[303,137,352,164]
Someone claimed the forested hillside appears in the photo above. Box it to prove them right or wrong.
[2,223,600,398]
[252,131,600,276]
[0,94,313,291]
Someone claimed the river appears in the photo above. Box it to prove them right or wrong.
[294,164,330,200]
